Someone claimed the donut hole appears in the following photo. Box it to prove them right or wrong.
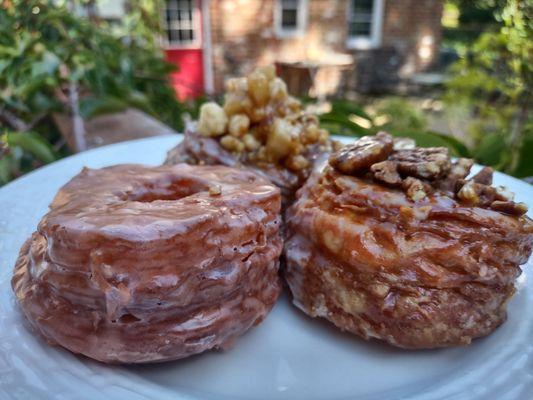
[125,178,210,203]
[117,313,141,324]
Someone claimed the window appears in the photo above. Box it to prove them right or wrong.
[275,0,307,37]
[347,0,384,50]
[163,0,198,47]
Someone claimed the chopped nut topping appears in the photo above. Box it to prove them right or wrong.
[247,70,270,106]
[393,137,416,151]
[267,118,292,160]
[472,166,493,185]
[457,180,481,204]
[390,147,451,180]
[328,133,526,216]
[403,177,429,201]
[456,179,505,207]
[371,161,402,186]
[328,132,393,175]
[257,64,276,80]
[437,158,474,193]
[449,158,474,180]
[490,201,528,216]
[228,114,250,137]
[220,135,245,153]
[242,133,261,151]
[197,102,228,137]
[286,154,310,171]
[269,77,288,100]
[192,65,331,174]
[494,186,514,201]
[301,125,320,144]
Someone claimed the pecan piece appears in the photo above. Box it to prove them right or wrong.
[472,166,493,185]
[371,161,402,185]
[456,180,481,204]
[450,158,474,180]
[392,137,416,151]
[490,201,528,216]
[329,132,393,174]
[390,147,451,180]
[437,158,474,193]
[494,186,514,201]
[456,180,499,207]
[403,177,430,201]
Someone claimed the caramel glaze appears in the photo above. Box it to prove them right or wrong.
[165,129,327,209]
[12,164,282,363]
[285,162,533,349]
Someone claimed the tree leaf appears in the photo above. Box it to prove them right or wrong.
[426,130,471,157]
[6,132,56,164]
[79,96,129,119]
[31,51,61,77]
[512,133,533,178]
[473,133,507,168]
[319,114,372,137]
[0,155,13,184]
[325,100,373,121]
[389,130,464,157]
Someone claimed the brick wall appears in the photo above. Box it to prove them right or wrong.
[207,0,443,94]
[383,0,443,73]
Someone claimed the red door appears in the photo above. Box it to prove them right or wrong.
[163,0,204,100]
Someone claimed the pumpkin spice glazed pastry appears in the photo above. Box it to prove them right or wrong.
[284,132,533,349]
[12,164,282,363]
[165,65,334,209]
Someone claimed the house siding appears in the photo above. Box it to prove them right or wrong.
[208,0,443,94]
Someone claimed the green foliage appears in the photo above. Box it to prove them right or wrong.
[444,0,533,177]
[374,98,428,133]
[0,131,57,184]
[0,0,188,184]
[321,98,470,158]
[443,0,505,52]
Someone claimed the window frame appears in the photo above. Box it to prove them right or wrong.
[346,0,385,50]
[161,0,202,50]
[274,0,308,39]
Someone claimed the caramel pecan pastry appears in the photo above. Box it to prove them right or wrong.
[285,132,533,349]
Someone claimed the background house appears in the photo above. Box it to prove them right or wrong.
[158,0,444,98]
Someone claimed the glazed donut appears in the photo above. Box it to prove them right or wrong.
[285,133,533,349]
[12,164,282,363]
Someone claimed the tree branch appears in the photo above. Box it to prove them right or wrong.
[0,107,29,132]
[68,81,87,152]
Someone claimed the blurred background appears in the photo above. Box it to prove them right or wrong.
[0,0,531,185]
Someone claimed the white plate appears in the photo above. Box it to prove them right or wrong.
[1,135,532,400]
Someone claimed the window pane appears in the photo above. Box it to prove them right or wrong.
[282,9,298,28]
[352,0,373,14]
[349,22,371,36]
[165,9,175,24]
[349,0,374,37]
[178,0,191,10]
[169,30,179,42]
[165,0,196,44]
